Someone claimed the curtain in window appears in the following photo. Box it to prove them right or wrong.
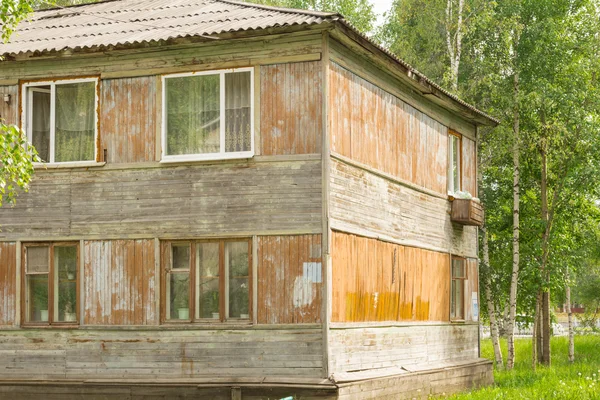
[225,72,251,153]
[166,75,220,155]
[31,89,51,162]
[55,82,96,162]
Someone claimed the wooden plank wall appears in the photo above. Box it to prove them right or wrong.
[331,232,449,323]
[260,61,322,155]
[84,240,156,325]
[100,77,157,163]
[329,62,448,194]
[0,328,324,379]
[462,137,477,196]
[0,161,321,240]
[257,234,322,324]
[0,242,16,326]
[329,324,479,375]
[1,32,323,80]
[330,159,478,257]
[0,85,18,125]
[464,258,479,322]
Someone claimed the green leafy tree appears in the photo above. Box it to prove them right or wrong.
[245,0,376,33]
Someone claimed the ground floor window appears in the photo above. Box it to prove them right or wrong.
[163,239,251,322]
[450,256,466,320]
[23,242,79,326]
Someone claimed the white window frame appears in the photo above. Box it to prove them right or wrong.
[161,67,255,163]
[21,78,99,165]
[448,132,461,194]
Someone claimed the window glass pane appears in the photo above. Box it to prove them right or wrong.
[55,246,77,322]
[27,274,48,322]
[196,243,220,319]
[456,278,463,319]
[30,87,51,162]
[452,259,465,278]
[172,244,190,270]
[226,241,249,318]
[168,273,190,320]
[452,136,460,192]
[166,74,220,155]
[27,246,49,273]
[55,82,96,162]
[450,280,457,319]
[225,71,251,153]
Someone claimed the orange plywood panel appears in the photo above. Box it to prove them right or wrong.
[331,231,450,323]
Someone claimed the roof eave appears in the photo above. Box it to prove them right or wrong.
[331,21,499,127]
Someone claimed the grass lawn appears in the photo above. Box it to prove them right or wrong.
[446,335,600,399]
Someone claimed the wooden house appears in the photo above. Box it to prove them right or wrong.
[0,0,498,398]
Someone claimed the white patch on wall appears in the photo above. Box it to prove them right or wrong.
[472,292,479,321]
[303,262,322,283]
[293,276,314,308]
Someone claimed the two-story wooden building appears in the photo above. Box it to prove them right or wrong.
[0,0,498,398]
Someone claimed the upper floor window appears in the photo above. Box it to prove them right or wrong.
[163,239,251,323]
[448,131,461,194]
[22,78,98,163]
[23,242,79,326]
[162,68,254,162]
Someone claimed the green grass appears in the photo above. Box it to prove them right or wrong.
[446,336,600,399]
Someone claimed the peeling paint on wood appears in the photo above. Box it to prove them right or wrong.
[0,85,18,125]
[329,324,479,376]
[0,242,16,326]
[0,161,322,241]
[257,234,322,324]
[101,77,156,163]
[462,137,477,196]
[331,232,450,323]
[260,61,322,155]
[84,239,156,325]
[329,62,449,195]
[330,159,478,257]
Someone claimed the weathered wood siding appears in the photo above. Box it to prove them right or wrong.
[260,61,322,155]
[330,159,477,257]
[100,77,157,163]
[0,242,16,326]
[329,62,448,194]
[0,328,323,379]
[258,234,322,324]
[336,358,493,400]
[84,240,156,325]
[331,232,449,323]
[1,32,323,80]
[464,257,479,322]
[462,136,477,196]
[329,324,479,375]
[0,160,321,240]
[0,85,18,125]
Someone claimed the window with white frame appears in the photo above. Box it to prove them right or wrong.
[448,132,461,194]
[23,79,98,163]
[162,68,254,162]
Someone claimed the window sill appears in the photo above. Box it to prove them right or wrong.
[160,152,254,164]
[34,161,106,169]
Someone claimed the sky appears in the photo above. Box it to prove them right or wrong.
[370,0,394,25]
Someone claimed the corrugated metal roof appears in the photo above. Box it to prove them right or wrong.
[1,0,339,56]
[0,0,498,125]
